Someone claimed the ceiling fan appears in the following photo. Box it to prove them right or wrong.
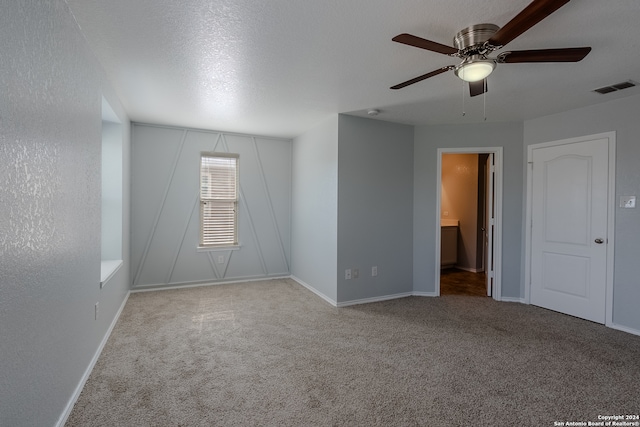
[390,0,591,96]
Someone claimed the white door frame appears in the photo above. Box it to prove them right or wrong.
[524,132,616,326]
[484,153,494,297]
[435,147,503,300]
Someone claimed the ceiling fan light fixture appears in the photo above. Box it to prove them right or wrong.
[455,58,495,82]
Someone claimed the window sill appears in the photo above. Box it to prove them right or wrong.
[196,245,241,253]
[101,259,123,288]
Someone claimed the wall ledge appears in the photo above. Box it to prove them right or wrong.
[100,260,123,288]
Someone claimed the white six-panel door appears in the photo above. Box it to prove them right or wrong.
[530,137,610,324]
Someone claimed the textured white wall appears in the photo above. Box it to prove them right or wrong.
[524,93,640,332]
[291,116,339,302]
[0,1,131,426]
[131,124,291,289]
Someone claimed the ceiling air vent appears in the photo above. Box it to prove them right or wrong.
[593,80,637,95]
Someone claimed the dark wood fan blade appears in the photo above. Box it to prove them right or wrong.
[390,67,453,90]
[469,79,487,97]
[392,33,459,55]
[488,0,570,47]
[500,47,591,63]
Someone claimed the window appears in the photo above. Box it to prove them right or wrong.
[200,153,239,247]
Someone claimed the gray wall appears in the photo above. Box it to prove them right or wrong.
[413,122,524,297]
[0,1,131,425]
[291,116,339,302]
[524,93,640,331]
[337,115,414,303]
[131,124,291,289]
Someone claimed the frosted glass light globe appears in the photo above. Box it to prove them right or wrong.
[456,61,495,82]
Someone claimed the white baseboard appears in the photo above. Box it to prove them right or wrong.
[413,291,438,297]
[608,322,640,337]
[56,291,130,427]
[131,275,291,293]
[499,296,526,304]
[290,278,418,308]
[290,276,338,307]
[337,292,413,308]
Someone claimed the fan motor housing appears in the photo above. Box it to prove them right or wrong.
[454,23,499,53]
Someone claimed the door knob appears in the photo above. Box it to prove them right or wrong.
[594,238,604,244]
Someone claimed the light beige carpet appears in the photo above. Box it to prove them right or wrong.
[67,278,640,426]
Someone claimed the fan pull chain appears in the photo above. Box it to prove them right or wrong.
[462,79,466,116]
[483,82,487,121]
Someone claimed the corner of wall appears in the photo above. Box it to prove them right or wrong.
[291,116,339,301]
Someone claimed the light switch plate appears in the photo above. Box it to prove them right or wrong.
[620,196,636,208]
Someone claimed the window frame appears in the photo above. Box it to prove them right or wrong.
[199,152,239,249]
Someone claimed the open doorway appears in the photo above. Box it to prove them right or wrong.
[435,147,502,300]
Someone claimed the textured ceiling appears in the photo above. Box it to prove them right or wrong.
[66,0,640,138]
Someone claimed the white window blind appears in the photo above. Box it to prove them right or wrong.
[200,153,238,247]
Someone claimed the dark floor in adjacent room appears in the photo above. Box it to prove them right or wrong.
[440,268,487,296]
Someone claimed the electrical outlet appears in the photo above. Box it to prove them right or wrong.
[353,269,359,279]
[94,302,99,320]
[620,196,636,208]
[217,255,224,264]
[345,269,351,280]
[372,266,378,277]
